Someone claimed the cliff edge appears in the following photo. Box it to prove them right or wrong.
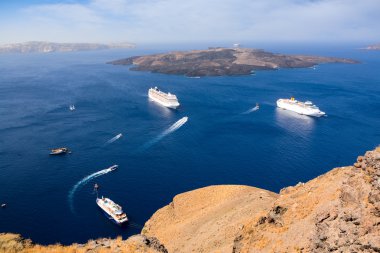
[1,146,379,252]
[142,146,380,252]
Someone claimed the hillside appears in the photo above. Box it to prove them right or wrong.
[109,47,358,77]
[1,146,379,252]
[142,146,380,252]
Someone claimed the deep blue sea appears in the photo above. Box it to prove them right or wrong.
[0,44,379,244]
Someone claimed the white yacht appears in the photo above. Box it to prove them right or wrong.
[148,87,180,109]
[277,97,326,117]
[96,196,128,225]
[106,165,118,172]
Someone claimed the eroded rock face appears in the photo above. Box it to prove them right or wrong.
[232,147,380,253]
[142,185,278,253]
[143,147,380,253]
[108,47,358,77]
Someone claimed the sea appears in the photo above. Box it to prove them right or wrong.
[0,43,379,244]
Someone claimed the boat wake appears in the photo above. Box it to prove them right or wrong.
[140,116,188,151]
[242,105,259,114]
[105,133,122,145]
[68,166,116,213]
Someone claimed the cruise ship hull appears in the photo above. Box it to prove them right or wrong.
[149,94,180,109]
[99,209,126,225]
[277,100,325,117]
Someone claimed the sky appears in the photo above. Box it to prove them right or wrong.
[0,0,379,44]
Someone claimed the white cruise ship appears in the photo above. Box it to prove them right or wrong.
[148,87,180,109]
[277,97,326,117]
[96,197,128,225]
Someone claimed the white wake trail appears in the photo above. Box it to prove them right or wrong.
[68,167,116,213]
[242,105,259,114]
[105,133,122,145]
[140,116,188,150]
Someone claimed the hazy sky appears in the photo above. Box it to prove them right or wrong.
[0,0,379,44]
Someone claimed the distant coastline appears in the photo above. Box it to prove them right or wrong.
[108,47,359,77]
[361,43,380,50]
[0,41,135,53]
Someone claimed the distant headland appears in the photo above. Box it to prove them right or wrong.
[108,47,358,77]
[0,41,135,53]
[362,43,380,50]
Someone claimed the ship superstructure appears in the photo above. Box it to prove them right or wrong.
[96,197,128,224]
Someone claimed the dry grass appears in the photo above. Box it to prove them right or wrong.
[0,234,147,253]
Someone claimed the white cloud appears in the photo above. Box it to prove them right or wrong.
[0,0,379,44]
[23,3,104,24]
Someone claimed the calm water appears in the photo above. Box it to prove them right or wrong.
[0,45,379,244]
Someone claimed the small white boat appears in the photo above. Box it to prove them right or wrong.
[96,196,128,225]
[106,165,118,172]
[1,204,6,208]
[50,147,71,155]
[69,105,75,111]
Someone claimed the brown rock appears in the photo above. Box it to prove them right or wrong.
[143,185,277,253]
[142,147,380,253]
[109,48,358,77]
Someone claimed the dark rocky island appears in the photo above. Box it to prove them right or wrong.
[0,41,135,53]
[109,47,358,77]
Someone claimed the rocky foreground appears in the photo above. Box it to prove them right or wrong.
[0,41,135,53]
[1,146,379,253]
[109,47,358,77]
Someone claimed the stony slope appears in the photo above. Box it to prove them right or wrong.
[1,146,379,252]
[0,234,167,253]
[143,185,277,253]
[109,47,358,77]
[143,146,380,252]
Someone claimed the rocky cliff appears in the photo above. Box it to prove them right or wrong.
[109,47,358,77]
[1,146,379,253]
[142,146,380,252]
